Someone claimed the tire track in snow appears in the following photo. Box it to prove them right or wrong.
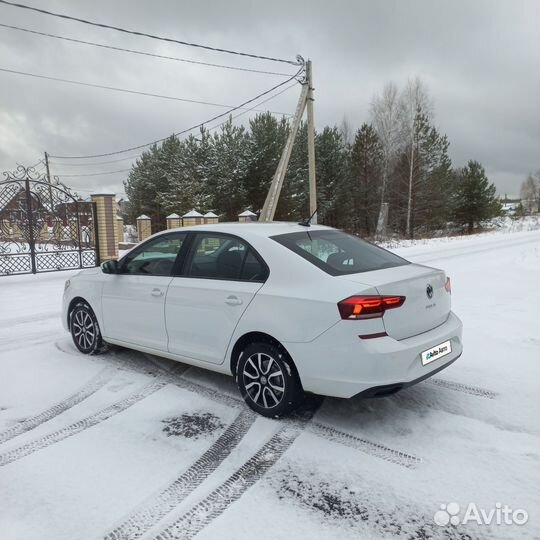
[56,340,425,468]
[400,239,536,264]
[102,409,256,540]
[152,426,302,540]
[2,332,59,352]
[427,378,498,399]
[398,233,537,264]
[276,469,480,540]
[0,310,60,329]
[0,379,166,468]
[305,422,421,468]
[0,366,114,446]
[55,340,242,409]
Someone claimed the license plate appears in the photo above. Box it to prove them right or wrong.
[421,340,452,366]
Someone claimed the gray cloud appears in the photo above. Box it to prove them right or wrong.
[0,0,538,197]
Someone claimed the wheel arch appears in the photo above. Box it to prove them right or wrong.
[229,331,302,387]
[67,296,95,328]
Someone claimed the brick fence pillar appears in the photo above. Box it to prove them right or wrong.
[166,213,181,229]
[91,193,118,261]
[137,214,152,242]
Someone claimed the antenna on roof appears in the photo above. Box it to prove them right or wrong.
[298,207,318,227]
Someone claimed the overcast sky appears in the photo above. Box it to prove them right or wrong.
[0,0,538,198]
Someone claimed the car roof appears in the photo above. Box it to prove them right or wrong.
[162,221,335,238]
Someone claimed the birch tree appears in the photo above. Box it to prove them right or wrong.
[398,77,433,238]
[370,82,401,236]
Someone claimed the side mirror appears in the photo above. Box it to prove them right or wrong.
[101,260,119,274]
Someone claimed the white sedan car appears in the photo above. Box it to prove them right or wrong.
[63,222,463,417]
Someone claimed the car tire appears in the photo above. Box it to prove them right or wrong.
[70,301,107,355]
[236,341,303,418]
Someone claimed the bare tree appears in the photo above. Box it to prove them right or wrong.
[520,171,540,213]
[370,82,401,236]
[339,115,354,146]
[398,77,433,238]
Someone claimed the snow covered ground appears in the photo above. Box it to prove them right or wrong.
[0,228,539,540]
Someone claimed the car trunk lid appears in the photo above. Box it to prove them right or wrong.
[338,264,450,340]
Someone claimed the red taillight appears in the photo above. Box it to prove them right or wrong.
[445,277,452,294]
[337,295,406,320]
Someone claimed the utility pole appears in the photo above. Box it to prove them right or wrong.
[44,151,54,213]
[44,151,51,182]
[260,59,317,222]
[306,60,317,224]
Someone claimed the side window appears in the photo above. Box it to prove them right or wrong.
[120,233,186,276]
[186,234,267,281]
[240,249,267,281]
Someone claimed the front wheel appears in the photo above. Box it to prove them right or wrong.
[70,302,107,355]
[236,342,303,418]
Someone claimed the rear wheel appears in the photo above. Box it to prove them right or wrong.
[70,302,107,355]
[236,342,303,418]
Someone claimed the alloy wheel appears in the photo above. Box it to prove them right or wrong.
[242,352,285,409]
[72,309,96,351]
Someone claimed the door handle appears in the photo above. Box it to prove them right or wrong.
[225,295,243,306]
[151,288,164,297]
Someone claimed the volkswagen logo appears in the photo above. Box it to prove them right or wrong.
[426,284,434,299]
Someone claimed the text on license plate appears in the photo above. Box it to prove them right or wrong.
[421,340,452,366]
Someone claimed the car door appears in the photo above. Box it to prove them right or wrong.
[101,231,188,351]
[165,232,268,364]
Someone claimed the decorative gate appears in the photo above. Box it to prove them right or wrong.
[0,165,99,276]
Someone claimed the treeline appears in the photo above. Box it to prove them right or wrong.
[124,77,501,237]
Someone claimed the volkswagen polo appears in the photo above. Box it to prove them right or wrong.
[62,222,463,417]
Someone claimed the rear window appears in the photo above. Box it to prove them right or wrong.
[271,230,409,276]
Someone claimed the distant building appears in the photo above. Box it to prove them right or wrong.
[501,201,519,216]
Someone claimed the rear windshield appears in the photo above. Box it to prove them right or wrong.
[271,230,409,276]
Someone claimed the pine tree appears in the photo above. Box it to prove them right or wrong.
[313,127,349,228]
[207,119,249,221]
[280,122,308,221]
[350,123,383,235]
[124,140,172,231]
[411,113,453,234]
[244,113,289,215]
[452,160,501,233]
[389,112,453,237]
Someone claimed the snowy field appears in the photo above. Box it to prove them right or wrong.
[0,229,539,540]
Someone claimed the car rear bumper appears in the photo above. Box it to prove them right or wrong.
[351,353,461,399]
[284,311,463,399]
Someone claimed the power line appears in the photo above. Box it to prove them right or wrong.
[0,23,295,77]
[0,67,292,115]
[49,81,298,168]
[49,68,303,159]
[49,154,142,167]
[27,158,44,169]
[53,168,131,178]
[0,0,301,66]
[207,81,298,133]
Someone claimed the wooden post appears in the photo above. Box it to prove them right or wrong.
[260,70,309,222]
[44,151,54,215]
[306,60,318,224]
